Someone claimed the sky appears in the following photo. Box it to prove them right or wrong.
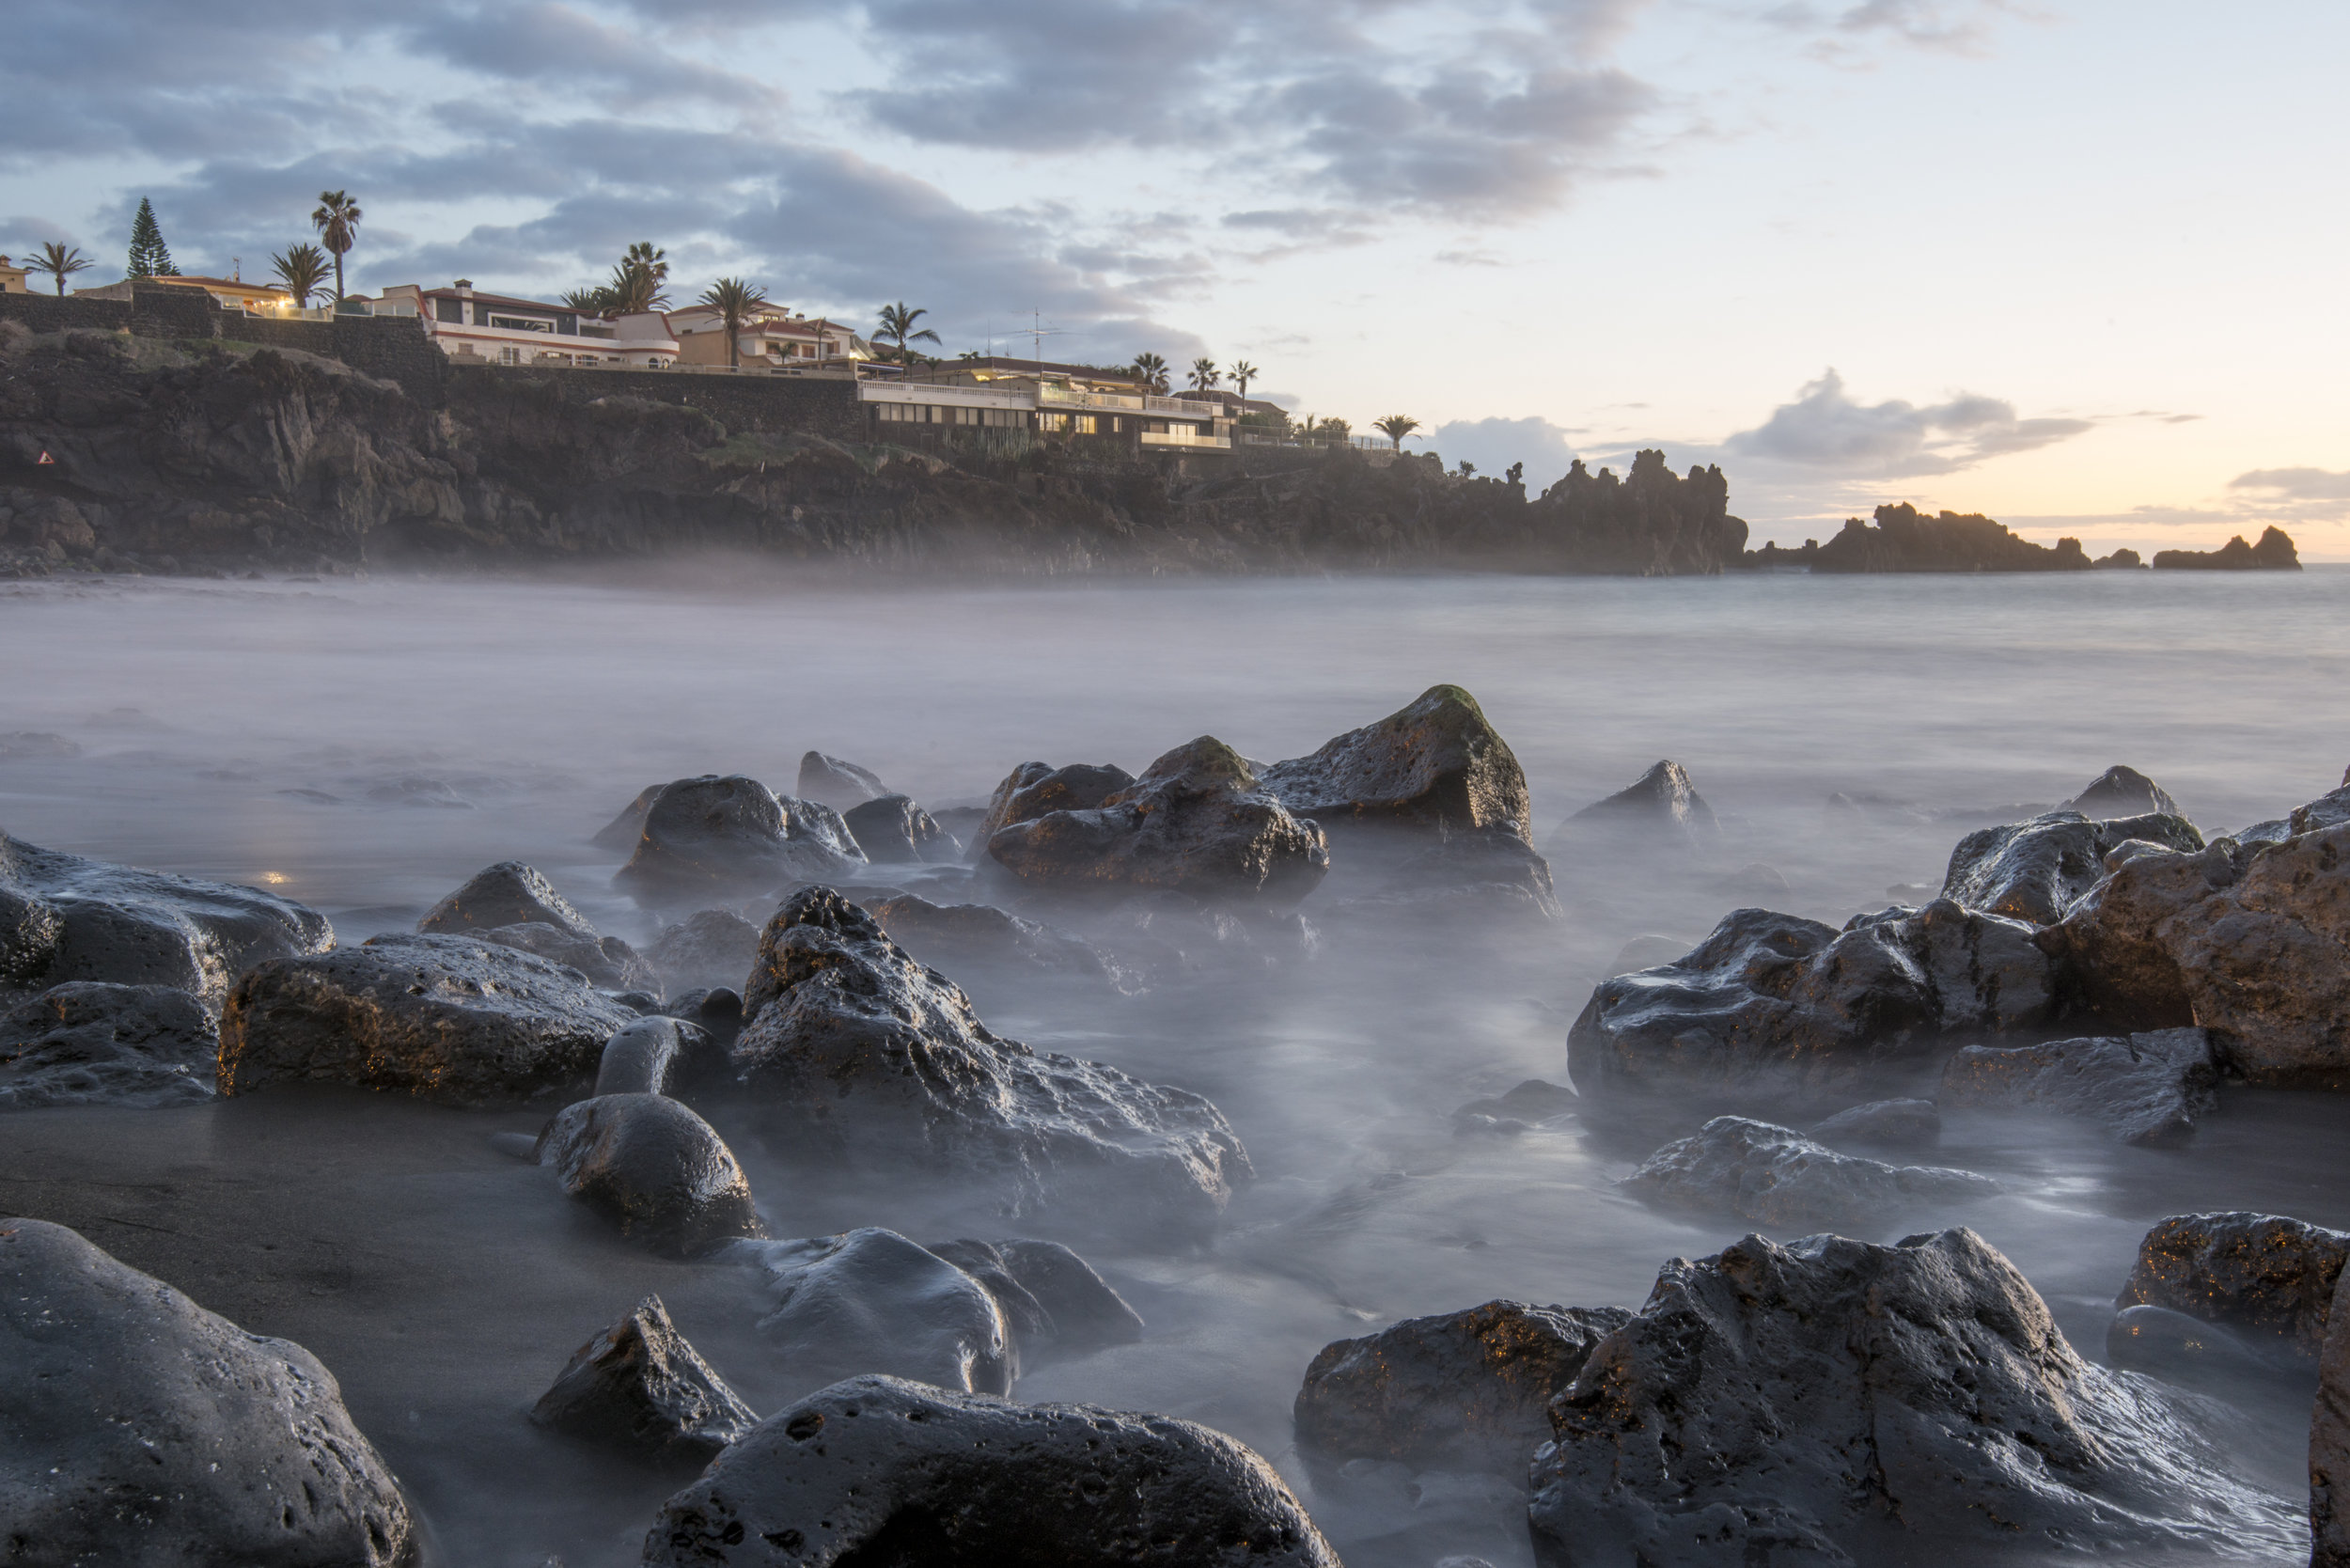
[5,0,2345,553]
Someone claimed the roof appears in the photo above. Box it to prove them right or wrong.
[147,274,288,294]
[666,306,853,336]
[410,286,577,315]
[941,355,1148,383]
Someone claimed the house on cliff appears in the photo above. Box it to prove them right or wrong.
[75,273,294,314]
[0,257,27,294]
[665,303,870,368]
[373,281,679,368]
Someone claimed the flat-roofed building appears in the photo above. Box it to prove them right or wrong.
[374,281,679,368]
[133,274,296,313]
[665,304,868,368]
[0,256,28,294]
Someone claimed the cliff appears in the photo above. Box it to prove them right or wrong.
[2152,526,2301,571]
[1786,502,2092,573]
[0,326,1747,578]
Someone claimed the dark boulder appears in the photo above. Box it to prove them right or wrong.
[536,1092,762,1256]
[1296,1299,1632,1474]
[795,750,887,808]
[869,893,1126,986]
[649,908,761,993]
[2115,1212,2350,1359]
[643,1373,1340,1568]
[1568,900,2056,1104]
[1555,760,1716,849]
[1529,1228,2301,1567]
[2314,1271,2350,1565]
[1939,808,2203,925]
[219,931,637,1106]
[2065,765,2184,820]
[660,985,745,1056]
[2152,525,2301,570]
[615,776,865,902]
[2046,821,2350,1085]
[0,829,332,1002]
[1257,684,1530,838]
[840,793,959,865]
[726,1228,1011,1396]
[0,981,215,1108]
[1618,1115,1997,1229]
[988,738,1330,905]
[417,859,595,936]
[1808,1097,1939,1148]
[734,887,1250,1241]
[530,1294,757,1465]
[595,1014,729,1097]
[923,1237,1145,1365]
[592,783,665,852]
[0,1217,415,1567]
[475,919,659,994]
[968,760,1136,863]
[1940,1027,2217,1145]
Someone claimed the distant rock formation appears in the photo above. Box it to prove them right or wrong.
[1804,502,2092,572]
[2152,525,2301,570]
[1527,451,1749,574]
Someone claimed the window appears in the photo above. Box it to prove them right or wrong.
[489,315,552,333]
[496,347,521,366]
[1040,412,1069,432]
[435,298,463,323]
[1074,415,1097,435]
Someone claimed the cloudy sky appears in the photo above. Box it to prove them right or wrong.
[6,0,2343,552]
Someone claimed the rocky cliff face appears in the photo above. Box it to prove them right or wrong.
[0,327,1748,577]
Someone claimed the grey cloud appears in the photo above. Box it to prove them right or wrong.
[1725,368,2090,478]
[2231,467,2350,502]
[1431,416,1580,485]
[1762,0,2019,54]
[396,2,781,106]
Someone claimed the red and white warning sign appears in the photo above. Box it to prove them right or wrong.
[37,451,54,464]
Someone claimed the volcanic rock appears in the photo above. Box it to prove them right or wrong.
[1940,1027,2217,1145]
[2115,1212,2350,1359]
[1940,809,2203,925]
[2314,1271,2350,1565]
[417,859,596,936]
[841,793,958,864]
[1808,1097,1939,1148]
[2065,765,2184,820]
[733,886,1249,1240]
[536,1093,761,1256]
[1618,1116,1997,1229]
[1529,1228,2302,1567]
[615,776,865,901]
[2046,821,2350,1085]
[219,931,637,1106]
[1568,900,2056,1103]
[1296,1299,1632,1475]
[0,1216,415,1567]
[869,893,1123,986]
[922,1237,1145,1364]
[643,1373,1340,1568]
[594,1014,728,1097]
[649,908,761,993]
[593,783,664,851]
[0,981,215,1108]
[475,920,659,994]
[2152,525,2301,570]
[987,738,1330,905]
[726,1228,1012,1396]
[530,1294,757,1465]
[0,829,332,1001]
[1257,684,1530,838]
[796,750,887,808]
[1556,760,1716,848]
[1356,825,1559,920]
[969,760,1136,860]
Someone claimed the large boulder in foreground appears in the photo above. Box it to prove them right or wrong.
[724,1228,1012,1397]
[1568,900,2056,1103]
[987,738,1330,905]
[417,859,595,936]
[1619,1115,1997,1229]
[0,829,331,1001]
[734,888,1249,1241]
[0,981,216,1108]
[1940,1027,2217,1145]
[1530,1229,2302,1567]
[2314,1271,2350,1566]
[614,775,864,902]
[1939,808,2202,925]
[536,1093,762,1257]
[0,1217,414,1567]
[1295,1299,1631,1475]
[2116,1212,2350,1360]
[1257,683,1530,838]
[969,760,1136,859]
[219,931,637,1106]
[644,1374,1340,1568]
[530,1294,757,1465]
[2046,819,2350,1085]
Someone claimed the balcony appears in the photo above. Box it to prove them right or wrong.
[1037,384,1145,413]
[1140,427,1232,449]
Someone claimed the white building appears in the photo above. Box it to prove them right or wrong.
[664,303,868,368]
[373,282,678,368]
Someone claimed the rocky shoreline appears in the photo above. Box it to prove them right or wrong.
[8,681,2350,1565]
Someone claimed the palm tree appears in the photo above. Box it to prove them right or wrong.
[25,241,93,296]
[623,242,668,290]
[1188,357,1219,393]
[1130,352,1169,395]
[269,243,334,307]
[310,190,362,302]
[700,276,769,368]
[875,302,939,366]
[560,287,611,314]
[1230,361,1259,404]
[1373,415,1420,451]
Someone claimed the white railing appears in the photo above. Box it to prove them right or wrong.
[1038,384,1146,412]
[860,381,1034,408]
[1141,429,1232,449]
[1146,393,1224,417]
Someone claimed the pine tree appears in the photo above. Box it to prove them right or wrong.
[126,197,177,278]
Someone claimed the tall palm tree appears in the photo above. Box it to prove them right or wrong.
[1187,357,1220,394]
[1229,361,1258,404]
[701,276,769,368]
[270,243,334,307]
[1130,352,1169,395]
[310,190,362,302]
[25,241,93,296]
[1373,415,1420,451]
[623,242,667,290]
[560,287,611,313]
[875,302,939,366]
